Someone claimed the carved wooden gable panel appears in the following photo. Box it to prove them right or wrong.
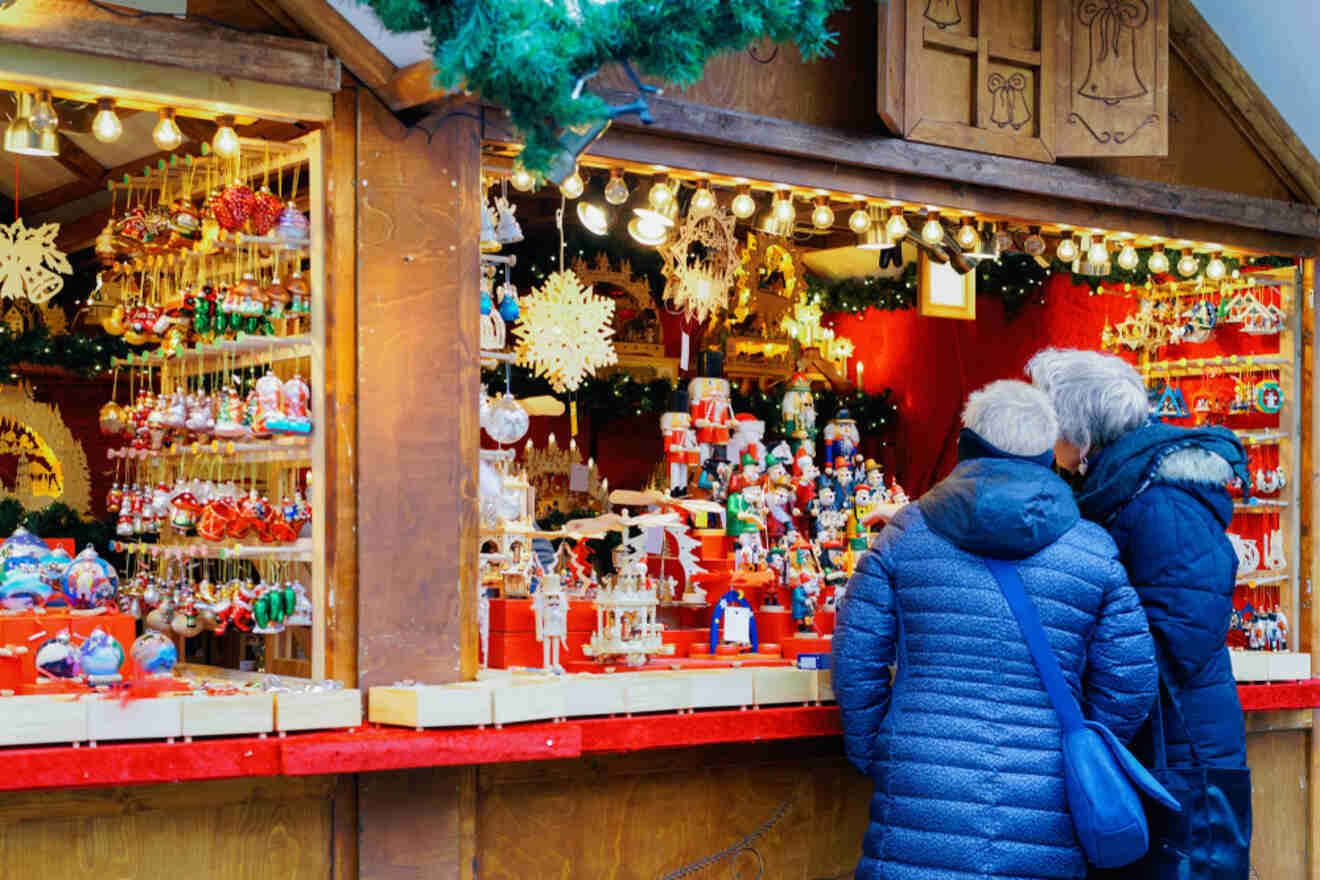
[1056,0,1168,156]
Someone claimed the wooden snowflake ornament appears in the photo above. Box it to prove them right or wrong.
[0,219,70,304]
[659,205,739,323]
[514,269,618,392]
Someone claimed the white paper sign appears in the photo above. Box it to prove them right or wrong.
[569,463,589,492]
[644,526,665,554]
[723,605,752,644]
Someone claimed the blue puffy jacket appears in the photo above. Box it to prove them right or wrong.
[1076,420,1250,769]
[834,452,1157,880]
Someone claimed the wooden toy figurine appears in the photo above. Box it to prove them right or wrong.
[532,573,570,674]
[792,572,818,632]
[688,375,734,464]
[661,411,698,495]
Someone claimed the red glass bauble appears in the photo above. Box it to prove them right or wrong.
[214,183,255,232]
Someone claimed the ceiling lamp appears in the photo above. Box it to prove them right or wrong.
[629,197,677,247]
[1087,236,1109,265]
[885,207,909,240]
[577,201,610,235]
[91,98,122,143]
[4,93,58,157]
[510,162,535,192]
[211,115,240,159]
[603,168,630,205]
[690,180,718,215]
[1056,229,1079,262]
[29,90,57,134]
[730,184,756,219]
[559,167,585,199]
[1116,241,1139,271]
[648,175,674,209]
[1205,250,1227,280]
[847,200,870,234]
[771,189,795,224]
[1147,243,1170,274]
[810,197,835,230]
[1075,233,1109,277]
[1177,248,1199,277]
[857,206,893,250]
[152,108,183,151]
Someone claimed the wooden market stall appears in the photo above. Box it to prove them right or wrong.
[1,1,1319,879]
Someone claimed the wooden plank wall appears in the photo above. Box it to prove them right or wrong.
[1248,730,1310,879]
[0,776,338,879]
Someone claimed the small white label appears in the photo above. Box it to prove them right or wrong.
[569,464,589,492]
[644,526,665,554]
[681,331,690,371]
[723,605,752,644]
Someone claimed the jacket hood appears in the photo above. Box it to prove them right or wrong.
[1077,419,1247,526]
[919,457,1081,560]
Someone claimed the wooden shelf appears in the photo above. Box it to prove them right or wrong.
[1235,500,1288,513]
[1239,429,1288,446]
[1238,571,1288,586]
[116,538,313,562]
[113,438,312,466]
[112,334,312,372]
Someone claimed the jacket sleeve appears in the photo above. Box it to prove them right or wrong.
[832,518,902,775]
[1082,551,1157,743]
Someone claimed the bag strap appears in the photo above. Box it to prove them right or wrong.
[1148,640,1205,768]
[984,559,1085,733]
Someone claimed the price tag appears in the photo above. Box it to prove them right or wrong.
[723,605,751,644]
[569,463,589,492]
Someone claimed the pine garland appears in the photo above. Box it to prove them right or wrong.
[0,499,119,562]
[0,325,138,383]
[366,0,847,176]
[805,252,1050,317]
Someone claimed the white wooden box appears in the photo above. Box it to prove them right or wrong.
[182,693,274,737]
[369,684,493,728]
[276,689,362,732]
[1268,651,1312,681]
[560,674,627,718]
[1231,651,1270,682]
[491,678,567,725]
[686,667,755,710]
[87,696,183,741]
[622,672,691,714]
[0,696,87,746]
[817,669,835,703]
[754,667,819,705]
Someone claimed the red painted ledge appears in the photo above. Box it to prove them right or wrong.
[0,685,1312,791]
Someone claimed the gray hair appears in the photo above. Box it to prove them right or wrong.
[1025,348,1147,452]
[961,380,1059,457]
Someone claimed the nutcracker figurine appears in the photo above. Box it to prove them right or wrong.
[781,372,817,451]
[834,458,857,500]
[791,572,818,633]
[849,484,875,552]
[727,415,767,471]
[864,459,890,501]
[689,376,734,465]
[660,411,698,494]
[823,408,860,464]
[726,453,766,543]
[532,573,570,674]
[765,479,794,545]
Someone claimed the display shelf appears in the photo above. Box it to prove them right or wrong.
[1237,571,1288,586]
[1238,429,1288,446]
[1234,500,1288,513]
[111,334,312,372]
[111,437,313,466]
[120,538,314,562]
[1140,353,1289,378]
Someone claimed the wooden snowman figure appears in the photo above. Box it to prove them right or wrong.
[533,573,570,674]
[660,411,698,494]
[688,375,734,465]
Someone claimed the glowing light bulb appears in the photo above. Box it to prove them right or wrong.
[956,219,979,251]
[152,108,182,151]
[648,177,672,208]
[886,208,909,239]
[1177,250,1199,277]
[921,212,944,245]
[1206,251,1227,280]
[811,198,835,230]
[510,164,535,192]
[29,90,57,134]
[1056,231,1078,262]
[628,212,669,246]
[577,202,609,235]
[1147,246,1169,274]
[691,184,717,214]
[604,169,629,205]
[1087,237,1109,265]
[772,191,795,223]
[212,115,240,159]
[848,205,870,235]
[92,99,122,143]
[559,168,584,199]
[1117,243,1139,270]
[730,186,756,219]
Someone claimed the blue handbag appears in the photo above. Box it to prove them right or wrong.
[984,559,1180,868]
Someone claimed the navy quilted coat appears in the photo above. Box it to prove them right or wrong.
[1077,420,1250,770]
[834,454,1157,880]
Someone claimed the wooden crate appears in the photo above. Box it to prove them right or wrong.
[816,669,835,703]
[686,667,755,711]
[276,689,362,732]
[1269,652,1312,681]
[86,696,183,742]
[181,694,274,738]
[1231,651,1271,682]
[559,674,627,718]
[621,672,691,715]
[753,667,819,706]
[491,677,567,726]
[0,695,87,747]
[369,684,494,729]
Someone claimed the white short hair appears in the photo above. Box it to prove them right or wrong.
[1025,348,1147,452]
[961,380,1059,457]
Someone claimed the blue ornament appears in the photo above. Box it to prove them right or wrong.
[480,289,493,316]
[130,631,179,675]
[38,549,71,590]
[497,292,520,322]
[35,630,78,679]
[78,627,125,677]
[61,545,119,609]
[0,527,46,574]
[0,572,51,610]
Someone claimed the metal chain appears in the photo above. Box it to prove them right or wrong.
[656,797,794,880]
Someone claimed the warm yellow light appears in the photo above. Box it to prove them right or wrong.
[691,183,717,214]
[628,213,670,246]
[1206,251,1227,280]
[152,108,183,151]
[956,219,980,251]
[29,90,57,134]
[510,163,535,192]
[810,197,835,230]
[730,185,756,219]
[603,168,629,205]
[212,115,240,159]
[1116,243,1139,270]
[886,207,909,239]
[648,176,673,208]
[4,93,57,157]
[1056,231,1079,262]
[772,190,795,223]
[559,168,584,199]
[848,202,870,234]
[921,212,944,245]
[91,98,122,143]
[577,201,609,235]
[1087,238,1109,265]
[1177,249,1199,277]
[1147,245,1170,274]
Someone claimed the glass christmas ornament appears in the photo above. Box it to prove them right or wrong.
[35,630,78,679]
[0,526,46,570]
[131,631,179,675]
[604,168,629,205]
[771,190,795,223]
[496,285,521,321]
[885,207,909,239]
[558,168,584,199]
[730,185,756,219]
[92,98,123,143]
[956,218,980,250]
[848,202,870,234]
[494,196,522,244]
[78,627,125,677]
[212,115,240,158]
[577,201,609,235]
[480,202,499,252]
[249,187,282,236]
[1206,251,1227,280]
[921,211,944,245]
[510,163,535,192]
[1117,242,1139,270]
[1178,249,1199,277]
[152,108,183,151]
[690,182,717,215]
[483,393,529,444]
[29,91,58,134]
[214,182,255,232]
[1056,231,1079,262]
[277,202,310,247]
[0,573,50,610]
[61,545,119,609]
[38,548,71,591]
[1147,244,1170,274]
[810,197,834,230]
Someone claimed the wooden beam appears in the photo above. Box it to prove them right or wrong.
[271,0,396,92]
[53,133,105,183]
[0,2,339,94]
[21,142,207,218]
[485,87,1320,241]
[378,60,453,112]
[1170,0,1320,208]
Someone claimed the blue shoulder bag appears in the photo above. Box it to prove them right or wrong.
[984,559,1180,869]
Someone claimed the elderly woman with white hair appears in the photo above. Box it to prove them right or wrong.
[1028,348,1252,876]
[834,379,1156,880]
